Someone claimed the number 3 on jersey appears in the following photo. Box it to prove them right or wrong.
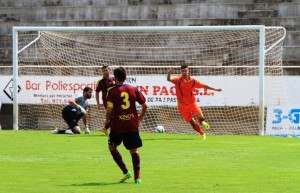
[121,92,130,109]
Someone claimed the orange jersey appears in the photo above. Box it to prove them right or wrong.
[171,75,204,104]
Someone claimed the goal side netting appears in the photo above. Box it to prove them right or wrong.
[13,26,287,135]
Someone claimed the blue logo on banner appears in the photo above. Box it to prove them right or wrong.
[272,108,300,124]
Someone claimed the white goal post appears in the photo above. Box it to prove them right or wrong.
[12,26,286,135]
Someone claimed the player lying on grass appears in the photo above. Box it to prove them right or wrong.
[52,86,93,134]
[167,65,222,140]
[105,67,147,184]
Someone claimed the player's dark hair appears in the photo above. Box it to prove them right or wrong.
[102,65,109,69]
[114,67,126,82]
[83,86,93,93]
[181,65,188,69]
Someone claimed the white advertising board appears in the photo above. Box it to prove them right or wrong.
[1,75,226,106]
[0,75,298,107]
[0,75,255,106]
[266,106,300,137]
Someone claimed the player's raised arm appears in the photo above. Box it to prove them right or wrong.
[167,68,173,82]
[203,84,222,92]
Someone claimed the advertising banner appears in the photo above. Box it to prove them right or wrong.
[1,75,227,106]
[1,75,297,107]
[266,106,300,137]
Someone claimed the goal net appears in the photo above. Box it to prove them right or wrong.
[13,26,286,135]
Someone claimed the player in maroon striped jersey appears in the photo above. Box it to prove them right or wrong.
[95,65,115,135]
[104,67,147,184]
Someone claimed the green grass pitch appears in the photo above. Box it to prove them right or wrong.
[0,130,300,193]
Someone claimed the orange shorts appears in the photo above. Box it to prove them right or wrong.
[178,103,202,122]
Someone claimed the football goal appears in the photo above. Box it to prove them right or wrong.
[12,26,287,135]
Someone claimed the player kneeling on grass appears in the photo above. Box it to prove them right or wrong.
[105,67,147,184]
[52,86,93,134]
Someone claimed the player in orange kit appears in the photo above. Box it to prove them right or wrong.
[167,65,222,139]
